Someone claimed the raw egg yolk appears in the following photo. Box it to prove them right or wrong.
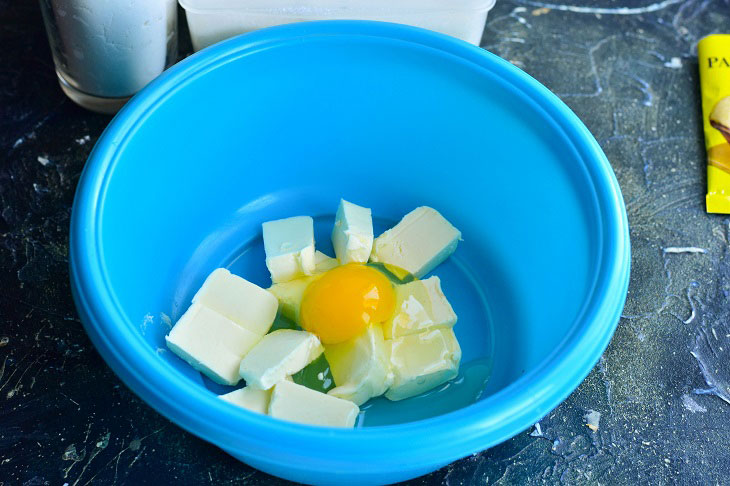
[299,264,396,344]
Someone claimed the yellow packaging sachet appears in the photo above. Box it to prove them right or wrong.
[699,35,730,213]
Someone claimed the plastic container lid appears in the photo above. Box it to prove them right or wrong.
[179,0,496,14]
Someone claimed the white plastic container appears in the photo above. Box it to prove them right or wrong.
[179,0,496,51]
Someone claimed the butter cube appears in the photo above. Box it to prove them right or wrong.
[268,251,338,322]
[268,277,312,323]
[325,324,392,406]
[314,250,340,275]
[263,216,316,283]
[268,379,360,427]
[314,250,339,272]
[332,199,373,264]
[192,268,278,336]
[370,207,461,278]
[383,276,457,339]
[219,387,271,414]
[385,328,461,401]
[165,303,262,385]
[239,329,323,389]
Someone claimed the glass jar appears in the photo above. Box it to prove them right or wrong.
[39,0,178,114]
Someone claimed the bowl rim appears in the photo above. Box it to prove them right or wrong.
[70,20,630,471]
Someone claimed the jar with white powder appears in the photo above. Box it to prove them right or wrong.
[39,0,178,114]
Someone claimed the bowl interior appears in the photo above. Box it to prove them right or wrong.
[96,32,599,426]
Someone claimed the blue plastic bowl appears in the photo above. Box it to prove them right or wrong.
[70,21,629,485]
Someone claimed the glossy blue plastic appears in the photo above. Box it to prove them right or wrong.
[69,21,630,485]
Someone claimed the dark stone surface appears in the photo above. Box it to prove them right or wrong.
[2,0,730,484]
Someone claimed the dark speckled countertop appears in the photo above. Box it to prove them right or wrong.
[2,1,730,484]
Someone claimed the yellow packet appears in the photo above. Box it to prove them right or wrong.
[699,35,730,213]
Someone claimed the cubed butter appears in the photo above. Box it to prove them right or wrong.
[370,207,461,278]
[332,199,373,264]
[239,329,323,389]
[314,250,339,272]
[268,277,312,323]
[385,327,461,401]
[192,268,278,336]
[383,276,457,339]
[268,251,338,322]
[262,216,316,283]
[165,303,262,385]
[268,379,359,427]
[219,387,271,414]
[325,324,392,406]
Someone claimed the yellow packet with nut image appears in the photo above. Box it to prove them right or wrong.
[699,35,730,213]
